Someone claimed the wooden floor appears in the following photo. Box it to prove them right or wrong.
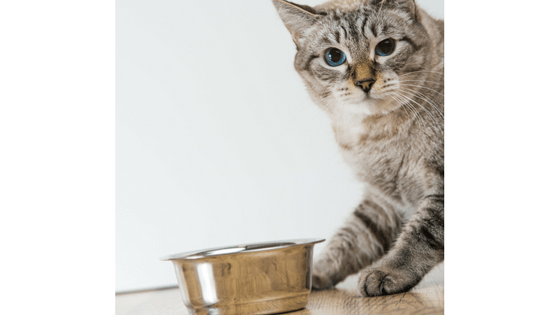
[116,263,443,315]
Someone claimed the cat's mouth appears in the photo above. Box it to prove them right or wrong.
[363,92,389,101]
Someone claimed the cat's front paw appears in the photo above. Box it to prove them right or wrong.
[311,271,334,290]
[358,266,419,297]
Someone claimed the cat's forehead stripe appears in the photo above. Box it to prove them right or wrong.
[303,54,320,72]
[401,37,419,51]
[360,15,368,35]
[340,24,348,40]
[334,30,341,43]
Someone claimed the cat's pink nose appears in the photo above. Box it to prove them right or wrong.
[355,78,375,93]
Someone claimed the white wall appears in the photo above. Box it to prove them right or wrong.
[116,0,443,292]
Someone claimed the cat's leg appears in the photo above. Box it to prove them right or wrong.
[358,194,444,296]
[312,199,402,290]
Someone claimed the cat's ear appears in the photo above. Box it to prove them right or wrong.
[272,0,323,46]
[393,0,418,20]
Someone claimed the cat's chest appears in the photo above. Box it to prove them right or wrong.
[331,112,423,212]
[331,112,368,149]
[331,112,407,181]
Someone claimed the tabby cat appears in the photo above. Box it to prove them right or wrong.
[272,0,444,296]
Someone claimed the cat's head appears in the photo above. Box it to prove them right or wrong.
[272,0,432,116]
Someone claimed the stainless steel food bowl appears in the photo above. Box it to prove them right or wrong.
[161,238,324,315]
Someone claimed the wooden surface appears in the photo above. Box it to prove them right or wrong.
[116,263,443,315]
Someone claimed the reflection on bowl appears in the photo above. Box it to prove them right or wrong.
[161,238,324,315]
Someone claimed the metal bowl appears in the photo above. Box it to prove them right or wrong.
[161,238,324,315]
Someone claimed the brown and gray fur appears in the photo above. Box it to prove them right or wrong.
[272,0,444,296]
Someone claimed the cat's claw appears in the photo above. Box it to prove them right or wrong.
[311,272,334,290]
[358,267,418,297]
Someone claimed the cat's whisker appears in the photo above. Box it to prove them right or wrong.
[399,70,444,77]
[394,91,439,128]
[401,102,431,134]
[401,95,438,137]
[399,83,445,98]
[321,96,338,111]
[391,93,427,131]
[397,93,441,133]
[400,88,444,118]
[389,94,413,123]
[398,80,443,86]
[398,87,445,121]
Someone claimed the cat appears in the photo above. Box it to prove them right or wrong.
[272,0,444,296]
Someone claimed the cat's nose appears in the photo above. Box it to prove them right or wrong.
[355,78,375,93]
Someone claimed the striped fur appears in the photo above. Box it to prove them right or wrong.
[272,0,444,296]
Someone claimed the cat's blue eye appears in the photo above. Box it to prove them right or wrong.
[375,38,396,56]
[324,48,346,67]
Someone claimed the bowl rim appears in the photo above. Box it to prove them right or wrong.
[160,238,325,261]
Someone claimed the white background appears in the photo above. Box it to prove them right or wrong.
[116,0,443,292]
